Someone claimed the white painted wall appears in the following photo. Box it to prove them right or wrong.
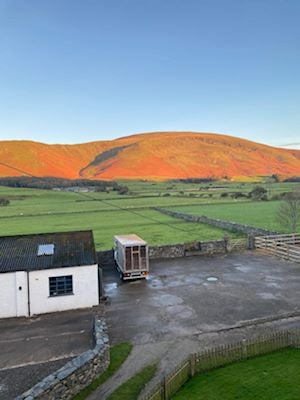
[0,271,28,318]
[0,272,17,318]
[15,271,28,317]
[29,265,99,316]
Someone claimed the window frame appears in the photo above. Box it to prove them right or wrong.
[49,275,73,297]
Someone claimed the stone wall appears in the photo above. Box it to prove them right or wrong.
[148,243,185,259]
[155,207,278,236]
[17,317,109,400]
[97,239,248,264]
[148,239,230,259]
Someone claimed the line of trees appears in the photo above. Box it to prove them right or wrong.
[0,176,125,192]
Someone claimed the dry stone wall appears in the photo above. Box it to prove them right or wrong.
[155,207,278,236]
[148,239,229,259]
[16,317,109,400]
[97,238,245,263]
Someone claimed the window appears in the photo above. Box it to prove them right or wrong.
[38,244,55,256]
[49,275,73,297]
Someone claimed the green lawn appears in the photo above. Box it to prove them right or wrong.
[73,342,132,400]
[173,348,300,400]
[107,364,157,400]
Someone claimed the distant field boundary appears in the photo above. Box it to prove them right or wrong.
[140,328,300,400]
[155,207,278,236]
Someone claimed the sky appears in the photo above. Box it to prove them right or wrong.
[0,0,299,147]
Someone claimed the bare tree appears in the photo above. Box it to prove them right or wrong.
[277,191,300,233]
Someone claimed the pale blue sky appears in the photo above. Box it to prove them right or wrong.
[0,0,299,147]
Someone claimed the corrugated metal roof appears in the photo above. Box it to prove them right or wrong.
[114,234,147,246]
[0,230,97,273]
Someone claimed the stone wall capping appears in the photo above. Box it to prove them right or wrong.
[16,317,110,400]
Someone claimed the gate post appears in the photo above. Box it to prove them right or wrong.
[247,234,255,250]
[190,353,196,377]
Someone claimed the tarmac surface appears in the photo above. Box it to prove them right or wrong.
[0,308,97,399]
[1,251,300,399]
[89,250,300,399]
[104,251,300,345]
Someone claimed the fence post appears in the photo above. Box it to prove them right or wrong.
[190,354,196,377]
[242,339,247,358]
[248,234,255,250]
[163,376,168,400]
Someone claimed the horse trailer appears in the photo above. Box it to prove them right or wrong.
[114,234,149,280]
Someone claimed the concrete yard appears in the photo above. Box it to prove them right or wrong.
[93,250,300,400]
[105,251,300,344]
[0,308,98,399]
[2,251,300,400]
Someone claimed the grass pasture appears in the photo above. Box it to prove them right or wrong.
[0,186,241,250]
[172,348,300,400]
[169,200,288,233]
[0,180,298,249]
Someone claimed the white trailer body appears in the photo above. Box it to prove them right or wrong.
[114,234,149,280]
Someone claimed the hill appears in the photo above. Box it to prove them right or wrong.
[0,132,300,180]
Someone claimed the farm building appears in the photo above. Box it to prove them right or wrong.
[0,230,99,319]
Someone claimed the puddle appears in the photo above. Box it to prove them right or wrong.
[258,292,278,300]
[129,280,142,285]
[166,304,195,319]
[235,266,252,273]
[207,277,218,282]
[105,282,118,292]
[0,384,8,393]
[150,294,183,307]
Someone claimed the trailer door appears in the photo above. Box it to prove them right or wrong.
[125,247,132,271]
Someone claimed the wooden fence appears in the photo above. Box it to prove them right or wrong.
[255,233,300,263]
[140,328,300,400]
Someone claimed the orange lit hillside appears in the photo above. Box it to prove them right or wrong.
[0,132,300,180]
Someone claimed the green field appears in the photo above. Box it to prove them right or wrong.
[169,200,293,233]
[0,180,298,250]
[173,348,300,400]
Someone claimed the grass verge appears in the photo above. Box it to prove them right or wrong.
[172,348,300,400]
[73,342,132,400]
[107,364,157,400]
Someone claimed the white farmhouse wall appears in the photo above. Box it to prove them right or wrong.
[0,272,16,318]
[29,265,99,316]
[15,271,29,317]
[0,271,28,318]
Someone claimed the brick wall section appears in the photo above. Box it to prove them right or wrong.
[16,317,109,400]
[154,207,278,236]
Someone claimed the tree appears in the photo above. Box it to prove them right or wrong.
[0,198,10,206]
[277,192,300,233]
[118,185,129,195]
[248,186,268,201]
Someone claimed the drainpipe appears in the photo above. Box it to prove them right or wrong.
[27,271,31,317]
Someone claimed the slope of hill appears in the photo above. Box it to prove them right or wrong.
[0,132,300,181]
